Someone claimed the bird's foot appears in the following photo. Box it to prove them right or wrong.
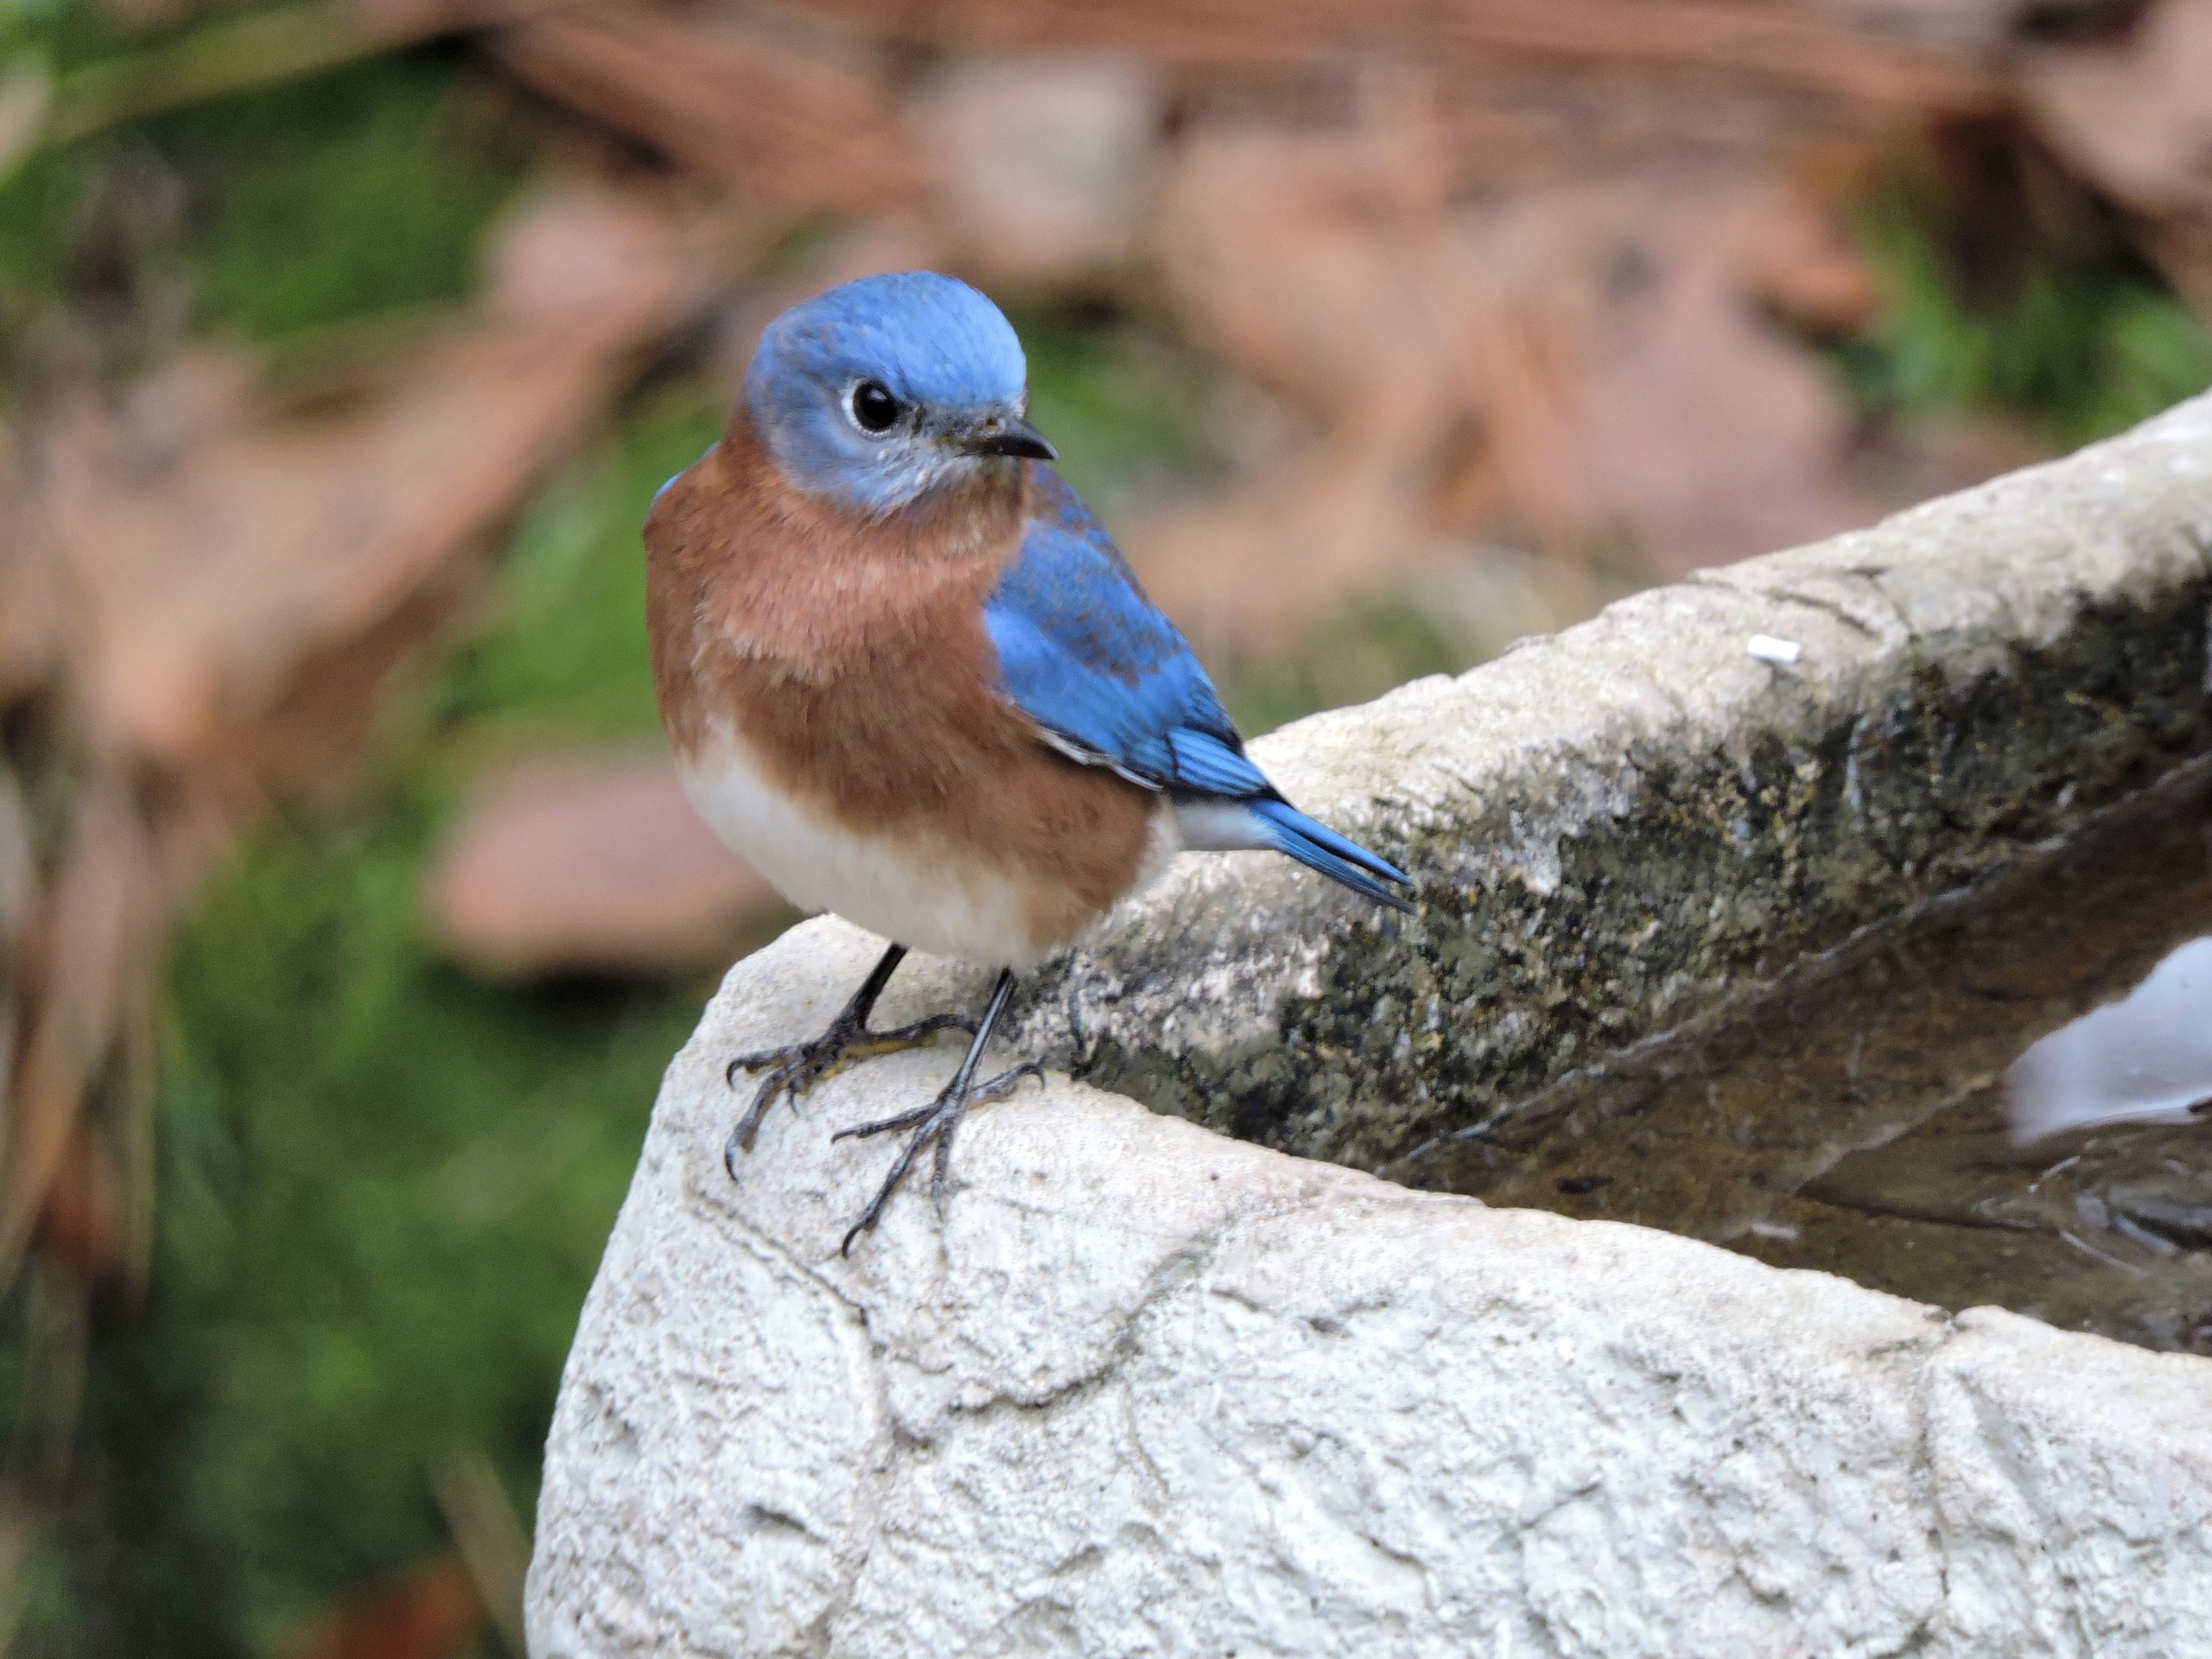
[832,1061,1046,1254]
[722,1009,976,1179]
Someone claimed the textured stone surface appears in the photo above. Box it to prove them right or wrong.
[528,931,2212,1659]
[530,396,2212,1656]
[1014,392,2212,1169]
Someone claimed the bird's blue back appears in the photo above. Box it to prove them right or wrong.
[984,472,1411,909]
[984,472,1262,798]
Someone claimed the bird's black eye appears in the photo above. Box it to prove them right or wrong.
[849,379,900,434]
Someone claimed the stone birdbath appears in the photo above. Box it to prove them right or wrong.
[527,396,2212,1659]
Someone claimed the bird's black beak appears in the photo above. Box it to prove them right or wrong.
[955,412,1057,461]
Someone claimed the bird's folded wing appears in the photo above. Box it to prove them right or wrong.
[982,473,1268,800]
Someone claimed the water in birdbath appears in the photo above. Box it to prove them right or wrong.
[1385,759,2212,1356]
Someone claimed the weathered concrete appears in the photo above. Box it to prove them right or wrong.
[529,395,2212,1656]
[1017,394,2212,1170]
[529,935,2212,1659]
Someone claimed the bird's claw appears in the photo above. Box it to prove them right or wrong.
[836,1060,1046,1254]
[721,1011,976,1179]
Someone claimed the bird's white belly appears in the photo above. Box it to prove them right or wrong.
[675,725,1059,966]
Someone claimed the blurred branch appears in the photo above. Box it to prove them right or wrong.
[1437,0,2005,112]
[0,63,52,181]
[42,5,390,148]
[0,1487,33,1656]
[431,1447,530,1658]
[770,0,2004,111]
[489,3,921,211]
[22,0,584,162]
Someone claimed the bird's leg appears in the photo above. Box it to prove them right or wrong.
[723,942,974,1176]
[833,968,1043,1255]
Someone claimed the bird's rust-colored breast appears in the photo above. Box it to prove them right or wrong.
[645,414,1160,950]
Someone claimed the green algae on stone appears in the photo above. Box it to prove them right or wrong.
[1050,532,2212,1173]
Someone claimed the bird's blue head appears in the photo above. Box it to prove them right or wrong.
[743,271,1054,517]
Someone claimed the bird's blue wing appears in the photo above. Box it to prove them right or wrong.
[983,471,1262,798]
[984,472,1410,910]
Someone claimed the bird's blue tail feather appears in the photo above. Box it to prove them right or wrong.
[1247,798,1414,913]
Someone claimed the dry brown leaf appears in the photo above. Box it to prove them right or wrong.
[30,1118,124,1287]
[279,1553,484,1659]
[427,751,782,977]
[1147,120,1880,640]
[1154,117,1463,434]
[2024,0,2212,305]
[1738,188,1885,336]
[491,3,918,212]
[1129,439,1441,653]
[2024,0,2212,223]
[1446,178,1885,578]
[35,186,717,780]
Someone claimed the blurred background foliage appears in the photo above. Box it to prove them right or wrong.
[2,0,2209,1652]
[1841,181,2212,446]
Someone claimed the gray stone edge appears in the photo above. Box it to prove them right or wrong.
[1011,392,2212,1167]
[530,920,2212,1656]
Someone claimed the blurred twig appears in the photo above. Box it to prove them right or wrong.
[0,778,149,1293]
[0,63,52,181]
[491,3,920,210]
[0,1488,33,1656]
[432,1446,530,1657]
[19,0,581,163]
[772,0,2003,110]
[42,5,392,147]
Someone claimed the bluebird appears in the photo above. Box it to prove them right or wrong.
[645,271,1410,1251]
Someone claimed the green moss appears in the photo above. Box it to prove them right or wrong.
[17,381,734,1651]
[31,795,705,1658]
[166,52,531,342]
[1070,578,2212,1172]
[0,35,530,353]
[1837,187,2212,445]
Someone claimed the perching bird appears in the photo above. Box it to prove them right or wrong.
[645,271,1410,1251]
